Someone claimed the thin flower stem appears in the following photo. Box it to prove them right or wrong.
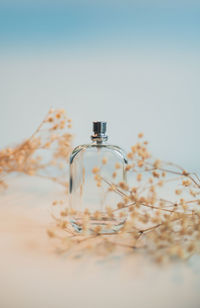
[29,110,50,141]
[101,176,128,198]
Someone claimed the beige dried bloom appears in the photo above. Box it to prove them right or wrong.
[117,202,124,209]
[152,171,160,178]
[106,206,114,218]
[60,209,68,217]
[175,189,182,195]
[127,152,134,159]
[102,157,108,165]
[182,179,191,187]
[131,187,137,193]
[47,229,55,238]
[84,208,91,216]
[93,211,101,220]
[125,164,132,171]
[118,181,129,191]
[115,162,121,169]
[137,160,144,168]
[131,146,136,153]
[94,225,102,234]
[112,171,117,178]
[138,132,144,138]
[153,159,161,169]
[92,167,100,174]
[94,174,101,181]
[96,181,102,187]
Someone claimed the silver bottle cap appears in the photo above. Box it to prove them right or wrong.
[91,121,108,142]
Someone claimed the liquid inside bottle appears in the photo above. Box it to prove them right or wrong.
[69,121,128,233]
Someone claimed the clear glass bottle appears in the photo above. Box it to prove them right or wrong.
[69,121,128,233]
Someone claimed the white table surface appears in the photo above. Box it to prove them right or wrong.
[0,175,199,308]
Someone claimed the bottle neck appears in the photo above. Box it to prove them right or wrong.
[91,136,108,144]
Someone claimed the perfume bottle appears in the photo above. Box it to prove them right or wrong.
[69,121,128,232]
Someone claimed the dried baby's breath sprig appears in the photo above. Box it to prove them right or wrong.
[49,133,200,263]
[0,108,73,189]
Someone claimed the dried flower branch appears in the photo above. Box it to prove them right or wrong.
[0,108,73,189]
[49,131,200,263]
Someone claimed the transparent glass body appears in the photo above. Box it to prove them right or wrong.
[69,139,128,232]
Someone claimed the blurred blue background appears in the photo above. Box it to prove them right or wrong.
[0,1,200,171]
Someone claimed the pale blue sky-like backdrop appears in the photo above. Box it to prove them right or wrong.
[0,1,200,171]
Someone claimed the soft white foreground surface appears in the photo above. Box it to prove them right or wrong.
[0,175,200,308]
